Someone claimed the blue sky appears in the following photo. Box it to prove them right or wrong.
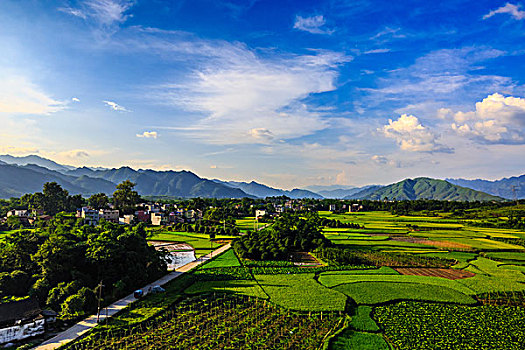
[0,0,524,188]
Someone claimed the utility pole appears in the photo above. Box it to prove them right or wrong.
[96,280,104,323]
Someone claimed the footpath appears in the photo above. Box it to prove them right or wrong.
[34,243,232,350]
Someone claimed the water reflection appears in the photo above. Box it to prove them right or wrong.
[166,250,196,270]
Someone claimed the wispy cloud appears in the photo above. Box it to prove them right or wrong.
[371,27,405,40]
[363,47,512,106]
[59,0,135,27]
[450,93,525,144]
[103,100,130,111]
[139,32,351,144]
[364,48,391,54]
[136,131,158,139]
[0,75,65,115]
[293,15,334,35]
[382,114,452,153]
[483,3,525,20]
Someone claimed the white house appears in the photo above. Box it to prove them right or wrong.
[0,299,46,345]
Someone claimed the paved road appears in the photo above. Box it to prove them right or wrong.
[34,243,232,350]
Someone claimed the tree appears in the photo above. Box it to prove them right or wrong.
[88,193,109,209]
[113,181,140,214]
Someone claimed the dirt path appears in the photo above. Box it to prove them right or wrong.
[33,243,231,350]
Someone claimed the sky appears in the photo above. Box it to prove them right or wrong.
[0,0,524,189]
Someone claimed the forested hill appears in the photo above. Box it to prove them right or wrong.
[355,178,503,201]
[447,175,525,199]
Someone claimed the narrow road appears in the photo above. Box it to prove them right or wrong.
[34,243,232,350]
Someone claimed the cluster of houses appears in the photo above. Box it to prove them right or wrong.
[2,209,52,226]
[76,203,204,227]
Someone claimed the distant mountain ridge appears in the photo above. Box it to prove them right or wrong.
[350,178,503,201]
[214,180,323,199]
[447,175,525,199]
[0,154,513,201]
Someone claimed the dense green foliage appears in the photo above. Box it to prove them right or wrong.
[233,214,331,260]
[375,301,525,349]
[0,218,167,317]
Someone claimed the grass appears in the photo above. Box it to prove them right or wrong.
[484,251,525,262]
[333,281,476,305]
[349,306,379,332]
[184,279,268,299]
[319,273,475,295]
[199,249,241,269]
[329,329,390,350]
[254,273,347,311]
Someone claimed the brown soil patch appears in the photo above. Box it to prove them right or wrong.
[394,267,475,280]
[291,252,323,267]
[391,236,471,249]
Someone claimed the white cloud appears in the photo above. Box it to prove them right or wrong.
[72,97,80,102]
[59,0,134,26]
[103,100,130,111]
[371,27,405,40]
[364,48,391,54]
[483,3,525,20]
[451,93,525,144]
[136,131,158,139]
[293,15,334,35]
[371,155,388,164]
[249,128,274,141]
[0,75,65,115]
[382,114,452,152]
[151,40,351,144]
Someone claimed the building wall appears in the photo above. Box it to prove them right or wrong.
[0,319,45,344]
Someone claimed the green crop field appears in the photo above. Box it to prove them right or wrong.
[57,209,525,350]
[200,249,241,268]
[374,302,525,349]
[334,281,476,305]
[254,273,347,311]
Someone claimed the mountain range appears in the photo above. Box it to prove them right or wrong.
[0,154,521,201]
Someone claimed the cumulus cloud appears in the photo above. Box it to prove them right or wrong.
[136,131,158,139]
[483,3,525,20]
[0,75,65,115]
[382,114,452,152]
[450,93,525,144]
[103,100,129,111]
[59,0,135,26]
[293,15,334,35]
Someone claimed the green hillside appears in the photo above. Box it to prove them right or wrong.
[362,178,503,201]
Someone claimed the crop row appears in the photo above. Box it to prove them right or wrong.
[67,294,343,350]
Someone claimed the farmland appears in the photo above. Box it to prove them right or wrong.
[61,209,525,350]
